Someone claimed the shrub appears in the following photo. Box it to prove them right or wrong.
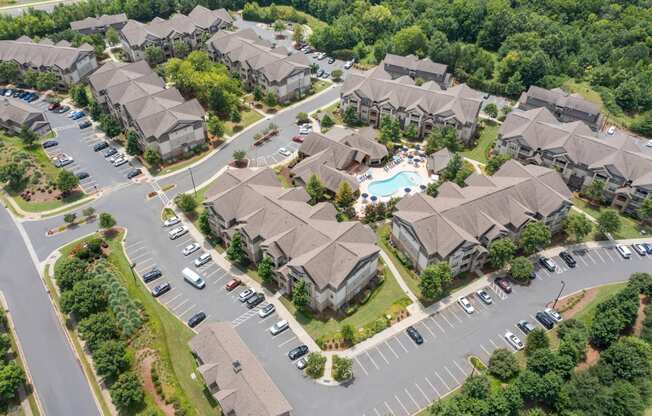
[525,328,550,355]
[110,371,144,410]
[78,311,120,352]
[93,339,130,380]
[305,352,326,379]
[54,257,89,291]
[332,355,353,381]
[488,348,520,381]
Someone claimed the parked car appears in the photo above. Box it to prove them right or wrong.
[21,92,33,101]
[182,242,200,256]
[292,135,304,143]
[75,171,89,180]
[316,69,325,78]
[538,256,557,272]
[298,125,312,135]
[406,326,423,345]
[457,296,475,314]
[494,277,512,294]
[344,60,354,69]
[27,94,39,102]
[643,243,652,255]
[246,293,265,309]
[108,153,123,163]
[544,307,563,322]
[238,288,255,302]
[225,278,241,291]
[607,126,616,135]
[559,251,576,268]
[54,105,70,114]
[71,111,86,120]
[278,147,292,157]
[327,57,335,64]
[113,157,128,167]
[142,268,162,283]
[151,282,171,297]
[194,252,212,267]
[168,226,187,240]
[48,102,61,111]
[632,243,647,256]
[126,168,142,179]
[54,156,73,168]
[269,319,289,335]
[616,244,632,259]
[77,119,91,129]
[288,345,309,360]
[296,357,307,370]
[93,141,109,152]
[504,331,524,350]
[258,303,275,318]
[163,216,181,227]
[517,320,535,334]
[476,289,493,304]
[42,140,58,149]
[535,311,555,329]
[187,312,206,328]
[3,89,12,97]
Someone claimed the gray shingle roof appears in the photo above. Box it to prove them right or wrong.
[383,53,448,77]
[426,148,453,174]
[70,13,127,31]
[189,322,292,416]
[0,38,94,70]
[521,86,601,117]
[394,160,572,258]
[0,98,49,131]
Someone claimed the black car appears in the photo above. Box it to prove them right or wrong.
[0,88,6,96]
[517,320,535,334]
[13,89,24,97]
[406,326,423,345]
[559,251,576,268]
[327,57,335,64]
[75,171,90,180]
[317,69,325,77]
[103,147,118,158]
[535,311,555,330]
[93,141,109,152]
[151,282,171,297]
[187,312,207,328]
[42,140,58,149]
[126,168,142,179]
[142,267,162,283]
[79,120,92,129]
[494,277,512,294]
[246,292,265,309]
[288,345,309,360]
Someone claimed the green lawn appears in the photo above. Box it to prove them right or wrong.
[265,5,327,30]
[224,107,264,137]
[154,149,213,177]
[312,101,343,128]
[311,79,331,95]
[572,196,651,239]
[574,282,627,327]
[279,258,411,344]
[462,121,499,164]
[10,191,86,213]
[53,232,218,416]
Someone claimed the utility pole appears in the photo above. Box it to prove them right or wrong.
[188,166,197,198]
[552,280,566,309]
[130,262,137,282]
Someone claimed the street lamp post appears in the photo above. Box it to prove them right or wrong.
[552,280,566,309]
[188,167,197,198]
[130,262,137,282]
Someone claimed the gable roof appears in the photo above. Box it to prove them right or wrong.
[0,38,94,70]
[0,98,49,130]
[383,53,448,77]
[521,85,601,117]
[70,13,127,31]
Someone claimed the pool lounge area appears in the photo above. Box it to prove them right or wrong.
[368,171,425,197]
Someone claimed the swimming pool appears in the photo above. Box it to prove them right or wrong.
[368,171,424,197]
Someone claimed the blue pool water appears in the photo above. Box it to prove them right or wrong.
[368,171,424,197]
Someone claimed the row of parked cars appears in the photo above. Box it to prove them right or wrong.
[1,88,39,102]
[506,308,563,350]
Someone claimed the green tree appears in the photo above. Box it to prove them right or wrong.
[331,69,343,81]
[172,40,190,58]
[226,231,247,265]
[292,279,310,311]
[70,84,89,107]
[343,106,358,126]
[525,328,550,355]
[380,116,400,143]
[264,91,278,107]
[89,101,103,121]
[441,153,463,182]
[484,103,498,118]
[54,257,88,291]
[304,352,326,379]
[485,154,511,175]
[321,114,334,129]
[99,114,121,138]
[99,212,116,229]
[93,339,129,380]
[306,174,326,204]
[232,149,246,164]
[63,213,77,224]
[335,181,355,215]
[597,209,621,236]
[332,355,353,381]
[419,262,452,299]
[391,25,427,56]
[144,46,165,66]
[207,114,225,138]
[198,210,212,236]
[82,207,96,218]
[583,179,606,204]
[56,169,79,194]
[488,348,520,381]
[462,374,491,399]
[18,125,38,147]
[519,221,551,255]
[109,371,144,410]
[296,112,309,124]
[36,71,57,91]
[143,147,162,167]
[564,211,593,242]
[0,163,26,190]
[426,181,439,198]
[510,256,534,282]
[638,196,652,223]
[292,24,304,44]
[488,238,516,269]
[78,311,120,352]
[426,126,460,154]
[60,278,108,319]
[273,20,286,34]
[230,109,242,124]
[253,86,264,102]
[0,362,25,403]
[126,131,141,156]
[341,323,355,345]
[257,255,275,285]
[174,192,197,213]
[106,27,120,46]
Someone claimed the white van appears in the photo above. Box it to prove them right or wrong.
[168,226,187,240]
[182,267,205,289]
[616,244,632,259]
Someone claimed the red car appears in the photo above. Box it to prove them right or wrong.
[225,278,241,291]
[48,102,61,111]
[292,135,304,143]
[494,277,512,294]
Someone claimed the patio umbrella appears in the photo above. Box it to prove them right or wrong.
[361,193,368,198]
[370,195,378,202]
[404,187,411,193]
[419,184,427,191]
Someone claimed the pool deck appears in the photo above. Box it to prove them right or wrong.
[356,154,433,214]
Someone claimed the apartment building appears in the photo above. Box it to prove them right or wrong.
[383,53,452,88]
[0,36,97,88]
[203,168,380,312]
[88,60,206,160]
[495,107,652,217]
[206,28,311,103]
[70,13,128,35]
[391,160,572,274]
[292,128,388,193]
[0,98,51,135]
[120,5,232,61]
[518,85,605,130]
[340,65,483,145]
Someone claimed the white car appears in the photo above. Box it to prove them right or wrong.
[607,126,616,135]
[457,296,475,314]
[269,319,289,335]
[298,124,312,135]
[194,252,212,267]
[182,242,200,256]
[646,139,652,148]
[296,357,307,370]
[344,60,354,69]
[476,289,493,304]
[544,307,563,322]
[168,226,187,240]
[258,303,275,318]
[108,153,123,163]
[163,216,181,227]
[504,331,524,350]
[616,244,632,259]
[278,147,292,157]
[114,157,128,167]
[238,288,254,302]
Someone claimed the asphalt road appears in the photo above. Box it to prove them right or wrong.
[0,207,100,416]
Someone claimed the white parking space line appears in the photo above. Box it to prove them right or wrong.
[162,293,181,305]
[434,371,450,390]
[602,248,615,261]
[444,366,460,385]
[130,251,151,262]
[375,347,390,365]
[430,316,446,333]
[577,254,588,266]
[414,382,430,404]
[489,338,499,348]
[439,312,455,328]
[420,320,436,338]
[394,395,409,415]
[383,402,394,416]
[175,237,194,248]
[128,245,147,255]
[585,251,597,264]
[366,352,380,370]
[355,356,369,376]
[135,259,156,273]
[277,336,297,348]
[593,249,606,263]
[448,308,465,323]
[171,299,189,311]
[394,336,409,353]
[257,314,275,324]
[479,344,491,357]
[404,388,420,410]
[424,376,440,398]
[204,268,223,279]
[453,360,467,377]
[177,304,196,317]
[385,341,399,358]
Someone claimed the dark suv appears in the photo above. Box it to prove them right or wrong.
[246,292,265,309]
[559,251,576,268]
[535,311,555,330]
[187,312,206,328]
[142,268,162,283]
[288,345,309,360]
[406,326,423,345]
